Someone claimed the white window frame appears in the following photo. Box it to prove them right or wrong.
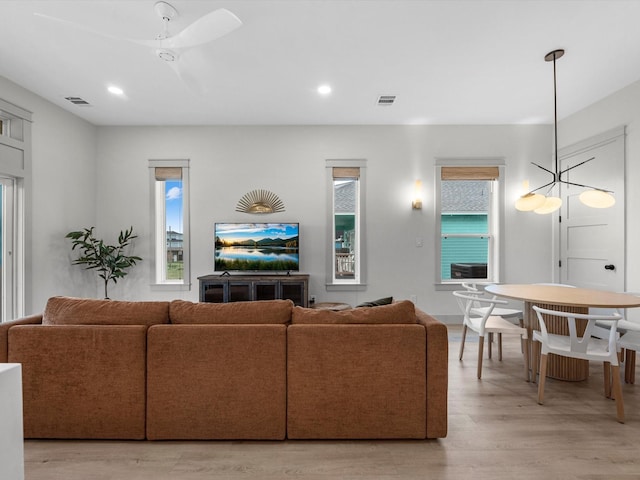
[434,159,505,287]
[0,177,15,322]
[0,98,30,320]
[0,115,9,137]
[0,106,24,142]
[149,159,190,291]
[326,159,367,290]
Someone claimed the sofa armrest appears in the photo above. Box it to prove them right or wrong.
[0,314,43,362]
[416,307,448,438]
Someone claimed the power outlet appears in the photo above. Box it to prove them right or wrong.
[309,295,316,304]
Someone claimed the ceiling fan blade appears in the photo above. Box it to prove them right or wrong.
[164,8,242,49]
[165,53,210,96]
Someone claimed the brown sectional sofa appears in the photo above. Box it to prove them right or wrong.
[0,296,448,440]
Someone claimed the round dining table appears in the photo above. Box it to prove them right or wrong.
[485,284,640,381]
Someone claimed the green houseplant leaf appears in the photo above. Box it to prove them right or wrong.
[66,226,142,298]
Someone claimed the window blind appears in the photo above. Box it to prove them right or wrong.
[441,166,499,180]
[333,167,360,179]
[155,167,182,181]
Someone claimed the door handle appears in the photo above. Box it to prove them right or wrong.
[604,264,616,271]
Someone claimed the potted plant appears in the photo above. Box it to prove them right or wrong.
[66,226,142,299]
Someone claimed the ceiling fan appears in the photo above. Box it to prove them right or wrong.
[35,1,243,93]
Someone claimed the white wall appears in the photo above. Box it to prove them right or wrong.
[2,73,558,319]
[559,79,640,293]
[0,76,97,314]
[95,124,553,318]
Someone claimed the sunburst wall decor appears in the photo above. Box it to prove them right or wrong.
[236,189,285,214]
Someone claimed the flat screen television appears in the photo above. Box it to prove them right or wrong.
[214,222,300,272]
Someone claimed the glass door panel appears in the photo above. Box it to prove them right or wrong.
[0,177,14,322]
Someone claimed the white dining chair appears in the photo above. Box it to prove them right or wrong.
[461,282,524,325]
[532,305,624,423]
[462,282,525,356]
[590,292,640,383]
[453,290,529,380]
[617,330,640,384]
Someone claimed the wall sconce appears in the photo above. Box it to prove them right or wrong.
[412,180,423,210]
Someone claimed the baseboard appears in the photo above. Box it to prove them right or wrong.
[432,314,462,325]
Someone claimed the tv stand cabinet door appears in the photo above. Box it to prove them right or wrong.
[201,281,227,303]
[228,281,252,302]
[280,279,308,307]
[255,281,278,302]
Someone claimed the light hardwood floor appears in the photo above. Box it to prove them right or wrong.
[24,325,640,480]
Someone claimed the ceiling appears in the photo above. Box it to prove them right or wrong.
[2,0,640,126]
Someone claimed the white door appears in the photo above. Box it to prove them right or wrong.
[0,176,15,322]
[558,127,625,291]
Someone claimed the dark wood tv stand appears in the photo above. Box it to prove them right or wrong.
[198,274,309,307]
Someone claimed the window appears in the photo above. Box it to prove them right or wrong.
[0,97,30,321]
[326,160,366,287]
[149,160,190,289]
[436,164,502,283]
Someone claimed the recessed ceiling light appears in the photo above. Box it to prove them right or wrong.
[317,84,332,95]
[107,85,124,96]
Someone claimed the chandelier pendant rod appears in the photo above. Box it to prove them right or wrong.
[559,156,594,174]
[548,51,613,194]
[553,50,559,181]
[526,179,556,195]
[525,174,614,195]
[530,161,555,175]
[557,156,611,192]
[558,178,614,192]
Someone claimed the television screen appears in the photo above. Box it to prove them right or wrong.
[214,223,300,272]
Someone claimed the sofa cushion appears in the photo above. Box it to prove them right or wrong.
[169,299,293,324]
[292,300,416,324]
[42,296,169,326]
[147,324,287,440]
[287,323,427,439]
[9,324,148,439]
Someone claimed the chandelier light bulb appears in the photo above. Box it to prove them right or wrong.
[579,189,616,208]
[515,192,546,211]
[534,196,562,214]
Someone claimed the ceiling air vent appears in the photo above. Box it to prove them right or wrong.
[64,96,91,106]
[377,95,396,106]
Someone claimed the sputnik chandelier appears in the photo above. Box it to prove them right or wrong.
[515,49,615,214]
